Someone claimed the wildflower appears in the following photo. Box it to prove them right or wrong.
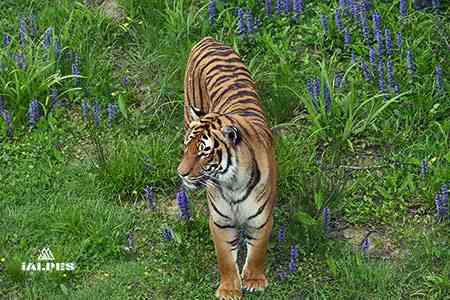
[72,63,81,87]
[278,224,286,243]
[43,27,53,49]
[29,15,37,38]
[275,0,282,15]
[247,11,255,34]
[377,58,385,95]
[314,78,321,99]
[278,271,288,281]
[385,28,393,57]
[432,0,441,9]
[372,11,382,38]
[2,110,13,139]
[49,89,58,113]
[420,159,428,177]
[307,79,318,111]
[289,244,298,273]
[351,49,356,64]
[343,27,351,48]
[400,0,408,17]
[435,192,447,220]
[0,96,4,113]
[376,32,384,57]
[28,99,40,129]
[143,155,152,173]
[15,52,26,69]
[19,16,26,48]
[320,14,329,35]
[435,64,443,93]
[294,0,303,19]
[339,0,347,8]
[237,8,246,35]
[144,186,156,209]
[361,59,371,81]
[93,100,101,127]
[323,207,330,234]
[406,49,416,75]
[107,102,118,128]
[82,99,90,124]
[369,47,376,65]
[54,39,62,61]
[335,72,344,88]
[393,82,400,94]
[283,0,291,14]
[360,12,370,43]
[162,228,173,241]
[386,59,395,87]
[441,184,448,205]
[3,34,11,47]
[122,75,129,86]
[176,188,191,220]
[350,1,360,18]
[266,0,273,17]
[361,0,372,13]
[335,9,343,32]
[208,0,216,28]
[396,32,403,50]
[361,237,369,256]
[324,83,332,113]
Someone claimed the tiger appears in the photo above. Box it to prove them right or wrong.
[177,37,277,300]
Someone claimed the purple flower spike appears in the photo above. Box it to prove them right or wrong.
[307,79,318,111]
[400,0,408,17]
[278,225,286,243]
[396,32,403,50]
[386,59,394,87]
[432,0,441,9]
[420,159,428,177]
[406,49,416,75]
[28,99,41,129]
[266,0,273,17]
[162,228,174,241]
[122,75,129,86]
[372,11,382,35]
[237,8,246,35]
[19,16,26,48]
[144,186,156,209]
[385,28,393,57]
[361,59,371,81]
[283,0,290,14]
[324,84,332,113]
[72,63,81,87]
[335,72,344,88]
[49,89,58,113]
[3,34,11,47]
[323,207,330,234]
[43,27,53,49]
[289,244,299,273]
[275,0,281,15]
[93,100,101,127]
[343,27,351,48]
[176,188,191,220]
[294,0,303,20]
[361,237,369,256]
[15,52,26,69]
[2,110,13,139]
[435,65,443,93]
[369,47,376,65]
[247,11,255,34]
[335,9,343,32]
[107,102,118,128]
[351,50,356,64]
[82,99,90,124]
[0,96,4,113]
[320,14,329,35]
[208,0,216,28]
[29,15,37,38]
[377,58,385,96]
[361,13,370,43]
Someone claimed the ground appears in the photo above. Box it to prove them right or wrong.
[0,0,449,299]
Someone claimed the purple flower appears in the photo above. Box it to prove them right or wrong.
[144,186,156,209]
[294,0,303,19]
[289,244,298,273]
[339,0,347,8]
[2,110,13,139]
[28,99,41,129]
[377,58,385,95]
[275,0,282,15]
[351,49,356,64]
[107,102,118,128]
[406,49,416,75]
[361,238,369,256]
[82,99,90,124]
[335,9,343,31]
[247,11,255,34]
[208,0,216,28]
[176,188,191,220]
[283,0,291,14]
[350,1,360,18]
[393,82,400,94]
[323,207,330,234]
[266,0,273,17]
[343,27,351,47]
[396,32,403,50]
[369,47,376,65]
[93,100,101,127]
[372,11,382,38]
[435,64,443,93]
[19,16,26,48]
[72,63,81,87]
[420,159,428,177]
[386,59,394,87]
[335,72,344,88]
[361,59,371,81]
[435,192,447,220]
[314,78,321,99]
[122,75,129,87]
[237,8,246,35]
[400,0,408,17]
[49,89,58,113]
[361,0,372,13]
[320,14,329,35]
[0,96,4,113]
[15,52,26,69]
[29,15,37,38]
[432,0,441,9]
[324,83,332,113]
[306,79,318,111]
[3,34,11,47]
[162,228,173,241]
[277,271,288,281]
[385,28,393,57]
[441,184,448,206]
[43,27,53,49]
[278,225,286,243]
[360,12,370,43]
[143,155,152,173]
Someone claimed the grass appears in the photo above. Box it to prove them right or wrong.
[1,0,449,299]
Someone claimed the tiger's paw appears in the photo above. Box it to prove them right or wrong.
[215,287,242,300]
[242,273,268,292]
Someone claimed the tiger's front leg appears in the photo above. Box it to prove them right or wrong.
[209,215,242,300]
[242,214,273,292]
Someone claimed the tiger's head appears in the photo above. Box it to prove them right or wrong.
[177,113,241,191]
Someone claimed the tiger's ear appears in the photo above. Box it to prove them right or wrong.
[223,126,240,146]
[189,105,203,121]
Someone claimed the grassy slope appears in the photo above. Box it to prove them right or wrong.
[1,0,449,299]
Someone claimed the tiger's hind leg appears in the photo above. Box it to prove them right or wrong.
[241,214,273,292]
[209,216,242,300]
